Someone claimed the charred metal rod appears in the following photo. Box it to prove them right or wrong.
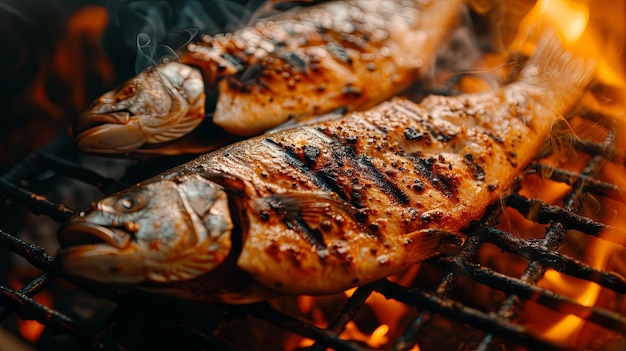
[392,272,457,351]
[507,193,626,248]
[481,227,626,293]
[310,282,379,351]
[375,279,575,351]
[0,229,55,271]
[0,285,74,334]
[244,302,366,351]
[0,285,125,351]
[436,256,626,334]
[0,179,73,222]
[37,151,128,194]
[0,273,55,321]
[531,165,625,204]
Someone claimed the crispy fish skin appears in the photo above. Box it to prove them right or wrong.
[57,32,595,302]
[72,0,464,155]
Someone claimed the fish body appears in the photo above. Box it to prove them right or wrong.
[72,0,464,155]
[57,32,595,302]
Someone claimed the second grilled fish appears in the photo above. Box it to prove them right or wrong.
[57,32,595,303]
[72,0,464,155]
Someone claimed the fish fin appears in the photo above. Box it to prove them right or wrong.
[518,29,596,113]
[262,192,354,222]
[257,192,355,248]
[404,229,463,263]
[200,172,247,195]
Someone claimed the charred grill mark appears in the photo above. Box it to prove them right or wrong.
[342,84,362,98]
[404,127,424,140]
[221,53,244,70]
[303,145,321,167]
[357,154,410,205]
[285,219,328,258]
[424,122,456,142]
[314,126,410,206]
[464,153,485,181]
[315,169,349,201]
[263,138,349,201]
[327,43,353,64]
[237,63,264,84]
[280,51,307,71]
[486,131,505,144]
[404,153,458,199]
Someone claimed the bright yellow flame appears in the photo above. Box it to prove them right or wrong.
[340,322,389,348]
[297,337,315,348]
[538,226,623,344]
[370,324,390,347]
[538,0,589,44]
[511,0,625,89]
[343,287,358,298]
[539,269,601,341]
[18,320,45,344]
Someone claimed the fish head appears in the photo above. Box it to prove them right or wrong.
[72,62,206,155]
[56,174,233,288]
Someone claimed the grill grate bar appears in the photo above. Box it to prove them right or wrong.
[0,179,74,221]
[0,229,56,272]
[244,302,368,351]
[482,227,626,292]
[392,272,457,351]
[37,151,128,194]
[0,285,77,335]
[310,282,379,351]
[435,256,626,333]
[506,193,626,248]
[0,273,55,320]
[531,165,625,202]
[376,279,575,351]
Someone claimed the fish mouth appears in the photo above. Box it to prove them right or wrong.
[58,221,132,250]
[71,110,132,138]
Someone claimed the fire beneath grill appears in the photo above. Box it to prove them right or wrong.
[1,0,626,350]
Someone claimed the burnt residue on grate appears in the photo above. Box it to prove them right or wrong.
[2,108,626,351]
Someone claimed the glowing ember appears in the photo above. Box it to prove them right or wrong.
[18,319,46,344]
[8,275,52,344]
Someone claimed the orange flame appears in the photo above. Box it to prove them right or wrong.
[501,0,626,347]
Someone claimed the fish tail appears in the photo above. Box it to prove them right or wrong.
[518,29,596,114]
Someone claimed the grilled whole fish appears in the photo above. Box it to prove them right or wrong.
[57,33,595,303]
[72,0,464,155]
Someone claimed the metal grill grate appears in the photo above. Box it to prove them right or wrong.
[1,105,625,351]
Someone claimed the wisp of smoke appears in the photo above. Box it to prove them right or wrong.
[110,0,270,74]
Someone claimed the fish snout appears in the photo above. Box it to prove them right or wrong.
[58,220,132,250]
[71,110,131,138]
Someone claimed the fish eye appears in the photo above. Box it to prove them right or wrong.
[117,84,137,100]
[124,85,137,95]
[113,192,147,213]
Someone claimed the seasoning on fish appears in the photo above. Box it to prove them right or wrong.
[56,32,595,303]
[71,0,464,155]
